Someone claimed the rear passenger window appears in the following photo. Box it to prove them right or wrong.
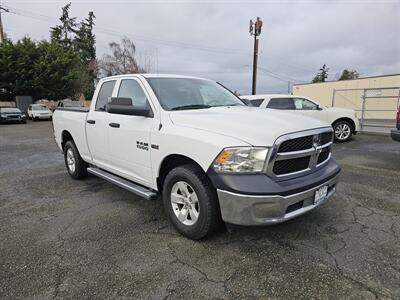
[250,99,264,107]
[118,79,148,107]
[95,80,116,111]
[267,98,295,110]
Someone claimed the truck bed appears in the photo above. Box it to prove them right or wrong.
[56,107,89,113]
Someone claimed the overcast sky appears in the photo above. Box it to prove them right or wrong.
[3,0,400,94]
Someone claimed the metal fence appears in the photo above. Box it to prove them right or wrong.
[332,87,400,133]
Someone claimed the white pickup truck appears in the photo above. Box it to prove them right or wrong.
[53,74,341,239]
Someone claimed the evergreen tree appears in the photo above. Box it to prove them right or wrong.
[50,2,77,50]
[0,38,81,100]
[74,11,97,99]
[51,3,96,99]
[339,69,359,80]
[312,64,329,83]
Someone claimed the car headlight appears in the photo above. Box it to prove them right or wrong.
[212,147,269,173]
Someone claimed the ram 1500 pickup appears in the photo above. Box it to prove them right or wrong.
[53,74,341,239]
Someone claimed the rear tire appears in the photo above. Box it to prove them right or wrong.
[162,164,221,240]
[333,120,353,142]
[63,140,88,179]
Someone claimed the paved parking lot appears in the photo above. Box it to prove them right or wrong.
[0,121,399,299]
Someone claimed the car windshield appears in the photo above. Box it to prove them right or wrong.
[63,101,81,107]
[32,105,48,111]
[2,108,21,113]
[146,78,244,110]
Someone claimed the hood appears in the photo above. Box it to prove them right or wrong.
[169,106,330,146]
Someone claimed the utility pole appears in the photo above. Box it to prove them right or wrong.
[0,5,10,43]
[249,17,262,95]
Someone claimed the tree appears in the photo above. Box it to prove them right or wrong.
[99,38,146,76]
[339,69,359,80]
[34,41,81,99]
[312,64,329,83]
[0,38,39,100]
[74,11,97,99]
[0,38,81,101]
[50,2,77,50]
[51,3,96,99]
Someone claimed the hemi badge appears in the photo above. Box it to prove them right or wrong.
[151,144,159,150]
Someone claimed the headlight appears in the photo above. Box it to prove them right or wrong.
[212,147,269,173]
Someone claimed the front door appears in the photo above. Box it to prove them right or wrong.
[108,78,155,186]
[293,97,324,121]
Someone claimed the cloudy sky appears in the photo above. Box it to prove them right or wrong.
[3,0,400,94]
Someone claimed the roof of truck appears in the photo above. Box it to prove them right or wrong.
[240,94,292,100]
[100,73,208,81]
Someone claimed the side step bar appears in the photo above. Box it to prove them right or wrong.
[87,167,158,200]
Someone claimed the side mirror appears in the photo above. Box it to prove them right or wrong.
[106,97,151,117]
[317,105,323,110]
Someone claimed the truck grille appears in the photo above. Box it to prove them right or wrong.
[278,136,313,153]
[273,156,311,175]
[266,128,333,179]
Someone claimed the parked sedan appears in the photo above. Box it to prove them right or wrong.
[27,104,53,121]
[391,107,400,142]
[0,107,27,124]
[241,94,359,142]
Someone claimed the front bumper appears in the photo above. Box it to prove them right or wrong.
[209,157,341,226]
[0,116,25,123]
[217,172,339,226]
[391,129,400,142]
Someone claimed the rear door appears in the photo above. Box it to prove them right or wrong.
[107,78,155,186]
[86,80,117,169]
[266,98,296,110]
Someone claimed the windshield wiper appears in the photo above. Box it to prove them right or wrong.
[171,104,211,111]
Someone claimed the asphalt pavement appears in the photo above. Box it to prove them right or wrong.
[0,121,399,299]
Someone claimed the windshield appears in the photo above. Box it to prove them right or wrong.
[32,105,48,111]
[1,108,21,113]
[146,78,244,110]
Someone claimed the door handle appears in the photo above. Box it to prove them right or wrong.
[87,119,95,124]
[109,122,120,128]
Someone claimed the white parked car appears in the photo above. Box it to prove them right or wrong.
[27,104,53,121]
[53,74,341,239]
[240,94,359,142]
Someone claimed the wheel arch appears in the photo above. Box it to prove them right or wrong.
[157,154,207,192]
[61,130,74,150]
[332,117,356,133]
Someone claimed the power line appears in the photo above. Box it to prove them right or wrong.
[258,66,308,83]
[3,3,252,56]
[2,2,323,78]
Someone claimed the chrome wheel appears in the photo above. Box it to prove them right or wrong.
[335,123,351,141]
[66,148,76,173]
[170,181,200,226]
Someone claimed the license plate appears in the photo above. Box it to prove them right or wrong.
[314,185,328,205]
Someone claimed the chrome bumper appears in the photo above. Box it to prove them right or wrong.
[217,173,339,226]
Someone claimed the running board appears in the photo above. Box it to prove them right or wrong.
[87,167,158,200]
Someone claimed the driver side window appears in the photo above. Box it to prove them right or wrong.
[118,79,149,108]
[293,98,318,110]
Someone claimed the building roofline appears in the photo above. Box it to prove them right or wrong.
[293,73,400,87]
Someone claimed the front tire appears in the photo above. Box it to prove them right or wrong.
[63,140,88,179]
[162,164,221,240]
[333,120,353,142]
